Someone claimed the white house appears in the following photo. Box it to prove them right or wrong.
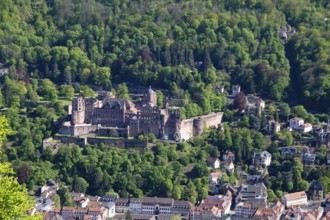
[252,151,272,167]
[222,159,234,173]
[104,202,116,218]
[208,171,223,185]
[232,85,241,96]
[141,197,173,215]
[223,151,235,162]
[290,117,304,129]
[234,202,258,218]
[207,157,220,169]
[289,117,313,133]
[282,191,307,207]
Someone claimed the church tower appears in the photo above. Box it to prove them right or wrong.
[71,97,86,125]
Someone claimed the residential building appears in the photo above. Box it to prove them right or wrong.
[303,153,316,166]
[290,117,313,133]
[281,147,296,157]
[207,157,220,169]
[112,213,156,220]
[232,85,241,96]
[223,151,235,162]
[252,208,279,220]
[0,68,9,76]
[266,120,281,134]
[171,200,192,219]
[245,95,266,115]
[40,180,59,199]
[321,210,330,220]
[129,198,142,214]
[115,198,130,213]
[208,171,223,185]
[235,182,268,207]
[325,194,330,210]
[252,151,272,168]
[290,117,305,129]
[221,159,235,173]
[141,197,173,215]
[282,191,308,207]
[100,193,118,203]
[252,201,284,220]
[105,202,116,218]
[282,204,323,220]
[308,182,323,201]
[234,202,258,218]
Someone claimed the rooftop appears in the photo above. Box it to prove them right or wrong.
[283,191,307,201]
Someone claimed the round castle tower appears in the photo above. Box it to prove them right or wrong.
[72,97,85,125]
[193,117,204,137]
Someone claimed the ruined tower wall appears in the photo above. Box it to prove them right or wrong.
[72,97,85,125]
[193,118,204,137]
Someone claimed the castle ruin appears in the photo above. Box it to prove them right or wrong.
[59,87,223,141]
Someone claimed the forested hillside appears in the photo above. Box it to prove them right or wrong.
[0,0,328,109]
[0,0,330,204]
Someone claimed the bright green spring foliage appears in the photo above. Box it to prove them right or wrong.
[0,116,41,220]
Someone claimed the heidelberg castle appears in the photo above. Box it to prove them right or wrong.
[59,87,223,141]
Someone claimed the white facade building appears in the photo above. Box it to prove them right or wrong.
[252,151,272,167]
[129,198,142,214]
[141,197,173,215]
[282,191,308,207]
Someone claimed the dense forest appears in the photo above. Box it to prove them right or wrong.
[0,0,329,109]
[0,0,330,208]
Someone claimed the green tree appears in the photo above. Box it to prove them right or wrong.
[116,83,129,100]
[0,116,41,219]
[279,103,291,120]
[156,90,164,108]
[64,193,73,206]
[72,176,89,193]
[60,84,75,99]
[53,194,61,208]
[292,105,308,118]
[80,85,96,97]
[38,79,58,101]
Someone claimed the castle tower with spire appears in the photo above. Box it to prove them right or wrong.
[145,86,157,106]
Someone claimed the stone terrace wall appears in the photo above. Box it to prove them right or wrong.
[87,137,147,149]
[54,135,147,149]
[54,135,87,147]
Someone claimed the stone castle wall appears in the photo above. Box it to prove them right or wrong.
[179,118,195,141]
[198,112,223,128]
[178,112,223,141]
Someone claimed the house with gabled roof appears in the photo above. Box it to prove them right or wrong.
[207,157,220,169]
[252,151,272,168]
[221,159,234,173]
[282,191,307,207]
